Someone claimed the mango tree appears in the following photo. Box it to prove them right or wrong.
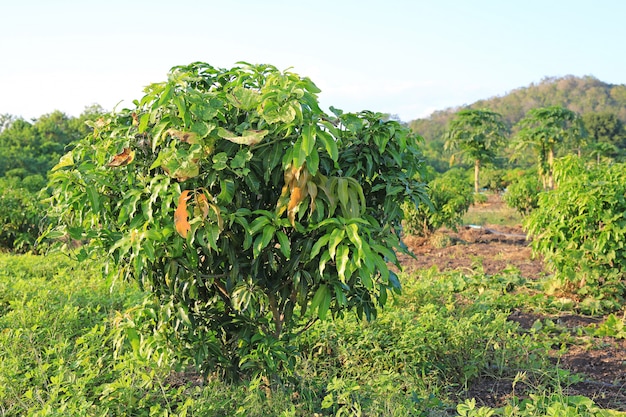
[45,62,428,380]
[444,109,508,194]
[525,155,626,312]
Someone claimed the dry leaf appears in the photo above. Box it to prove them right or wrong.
[107,148,135,167]
[195,193,210,220]
[174,190,191,238]
[218,128,268,146]
[167,129,199,144]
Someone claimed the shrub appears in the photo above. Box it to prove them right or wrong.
[503,171,542,216]
[480,167,506,192]
[45,62,428,380]
[525,155,626,310]
[0,177,46,252]
[403,168,473,236]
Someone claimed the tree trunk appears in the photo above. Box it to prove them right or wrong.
[547,147,555,189]
[474,159,480,194]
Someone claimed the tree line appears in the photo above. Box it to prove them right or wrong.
[0,105,105,251]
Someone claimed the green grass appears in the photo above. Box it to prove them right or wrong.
[0,253,624,416]
[463,193,523,227]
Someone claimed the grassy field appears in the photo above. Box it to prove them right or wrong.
[1,250,625,416]
[463,193,523,227]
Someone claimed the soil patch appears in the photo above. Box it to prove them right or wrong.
[398,206,626,411]
[399,224,545,279]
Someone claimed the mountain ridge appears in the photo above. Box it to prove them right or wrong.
[408,75,626,142]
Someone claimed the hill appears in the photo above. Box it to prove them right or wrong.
[409,75,626,143]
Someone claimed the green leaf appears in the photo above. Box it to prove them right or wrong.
[301,123,315,156]
[333,283,347,307]
[261,225,276,249]
[227,86,261,110]
[249,216,271,235]
[311,284,331,320]
[317,129,338,161]
[143,239,156,261]
[336,244,350,282]
[125,327,140,353]
[212,152,229,171]
[310,234,331,260]
[51,151,74,171]
[157,83,173,106]
[373,244,396,263]
[319,250,331,276]
[191,121,212,137]
[276,230,291,258]
[45,229,67,240]
[328,228,345,260]
[139,112,150,132]
[86,186,100,213]
[337,178,349,212]
[231,149,252,169]
[306,148,319,176]
[359,269,373,290]
[160,146,202,181]
[261,102,297,124]
[178,305,192,327]
[217,179,235,203]
[292,136,307,168]
[345,223,362,251]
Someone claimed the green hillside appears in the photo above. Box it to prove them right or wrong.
[409,75,626,143]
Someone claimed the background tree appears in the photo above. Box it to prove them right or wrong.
[444,109,508,193]
[0,106,105,178]
[45,62,427,380]
[582,112,624,163]
[513,106,585,189]
[0,107,105,252]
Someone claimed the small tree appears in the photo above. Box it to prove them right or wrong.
[45,62,427,380]
[513,106,585,189]
[582,112,624,163]
[444,109,508,194]
[503,172,542,216]
[525,156,626,311]
[403,169,473,236]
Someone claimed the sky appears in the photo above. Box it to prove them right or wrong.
[2,0,625,122]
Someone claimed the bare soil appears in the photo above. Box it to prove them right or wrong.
[398,195,626,410]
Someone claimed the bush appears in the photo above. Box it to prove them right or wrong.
[403,168,473,236]
[45,62,428,380]
[0,177,46,252]
[503,171,542,216]
[525,156,626,310]
[480,167,506,191]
